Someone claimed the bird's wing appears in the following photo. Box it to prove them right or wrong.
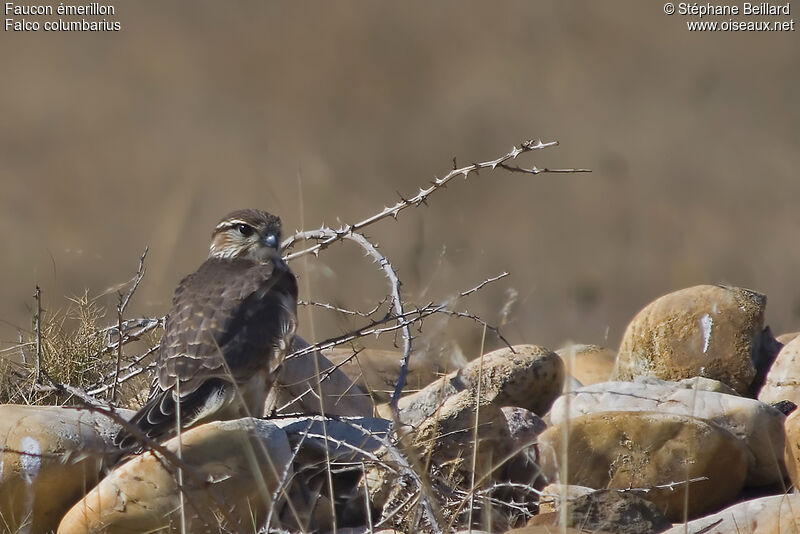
[115,257,297,448]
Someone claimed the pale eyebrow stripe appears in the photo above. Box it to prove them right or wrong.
[214,219,253,231]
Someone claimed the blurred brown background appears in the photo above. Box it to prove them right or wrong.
[1,1,798,359]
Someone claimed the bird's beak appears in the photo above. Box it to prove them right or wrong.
[262,233,279,249]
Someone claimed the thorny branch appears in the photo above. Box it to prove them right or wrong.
[281,139,580,414]
[287,227,412,415]
[79,274,508,406]
[275,273,511,420]
[281,139,588,260]
[111,248,148,402]
[285,275,512,361]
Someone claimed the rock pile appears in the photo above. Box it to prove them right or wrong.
[2,283,800,533]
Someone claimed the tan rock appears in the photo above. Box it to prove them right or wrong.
[374,401,392,419]
[776,331,800,345]
[396,374,459,426]
[557,344,616,386]
[556,489,672,534]
[270,335,374,417]
[413,389,512,479]
[662,494,800,534]
[672,375,739,394]
[460,345,564,413]
[397,344,564,426]
[364,390,513,520]
[760,334,800,405]
[783,409,800,488]
[0,404,130,534]
[548,379,786,486]
[614,284,766,394]
[58,418,291,533]
[537,483,593,514]
[538,411,748,521]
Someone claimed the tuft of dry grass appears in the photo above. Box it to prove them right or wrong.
[0,286,161,408]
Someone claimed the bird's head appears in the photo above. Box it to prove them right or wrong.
[209,209,283,262]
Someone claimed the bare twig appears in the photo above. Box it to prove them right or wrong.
[435,308,514,351]
[0,447,72,460]
[88,364,155,396]
[34,369,107,407]
[298,298,387,318]
[99,317,163,345]
[33,286,42,385]
[120,247,148,312]
[90,342,160,387]
[111,292,124,402]
[498,162,591,175]
[459,272,509,298]
[362,461,374,532]
[690,519,724,534]
[109,250,147,402]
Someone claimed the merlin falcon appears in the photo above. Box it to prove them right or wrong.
[115,209,298,450]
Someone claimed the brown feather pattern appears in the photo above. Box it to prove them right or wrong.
[115,210,297,451]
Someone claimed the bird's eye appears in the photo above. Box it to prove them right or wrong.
[236,224,254,237]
